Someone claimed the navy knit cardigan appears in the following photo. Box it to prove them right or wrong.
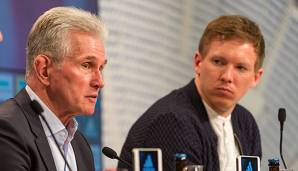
[118,79,262,171]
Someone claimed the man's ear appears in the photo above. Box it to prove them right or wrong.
[194,51,203,75]
[33,55,52,86]
[0,31,3,43]
[250,68,264,88]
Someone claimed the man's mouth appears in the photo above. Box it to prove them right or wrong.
[86,95,98,102]
[216,87,233,96]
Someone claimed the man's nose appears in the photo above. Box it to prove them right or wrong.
[91,70,104,89]
[220,66,233,83]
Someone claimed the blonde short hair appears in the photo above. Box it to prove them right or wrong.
[199,15,265,70]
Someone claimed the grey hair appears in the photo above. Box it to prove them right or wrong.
[26,6,108,78]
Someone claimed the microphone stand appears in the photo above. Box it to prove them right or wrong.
[280,125,287,169]
[278,108,287,169]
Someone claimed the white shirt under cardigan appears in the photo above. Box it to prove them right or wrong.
[26,85,78,171]
[203,100,239,171]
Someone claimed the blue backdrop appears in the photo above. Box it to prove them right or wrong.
[0,1,103,170]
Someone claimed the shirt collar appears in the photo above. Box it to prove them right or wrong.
[25,85,78,145]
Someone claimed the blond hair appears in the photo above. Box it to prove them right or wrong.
[199,15,265,70]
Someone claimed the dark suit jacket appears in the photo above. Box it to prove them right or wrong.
[119,79,261,171]
[0,89,95,171]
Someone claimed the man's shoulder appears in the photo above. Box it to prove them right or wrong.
[0,98,22,119]
[234,104,255,119]
[146,86,193,115]
[130,87,198,134]
[233,104,259,130]
[0,88,29,117]
[0,97,32,136]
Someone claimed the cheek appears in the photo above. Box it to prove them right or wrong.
[63,70,86,87]
[201,66,219,81]
[71,77,92,98]
[67,80,85,97]
[55,74,84,98]
[236,76,255,93]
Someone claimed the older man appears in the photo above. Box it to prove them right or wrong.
[0,7,107,171]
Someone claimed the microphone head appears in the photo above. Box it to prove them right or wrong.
[278,108,286,123]
[30,100,44,114]
[102,146,118,159]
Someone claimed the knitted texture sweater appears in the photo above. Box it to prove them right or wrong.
[118,79,262,171]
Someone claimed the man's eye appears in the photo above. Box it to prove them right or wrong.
[82,62,90,69]
[99,65,105,72]
[212,59,223,65]
[236,65,247,71]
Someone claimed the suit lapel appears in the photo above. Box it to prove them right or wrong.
[72,138,84,171]
[15,89,57,171]
[72,132,95,171]
[35,136,57,171]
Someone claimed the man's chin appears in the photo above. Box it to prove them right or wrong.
[81,108,96,115]
[212,100,236,113]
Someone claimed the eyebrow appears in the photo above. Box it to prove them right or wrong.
[212,55,225,59]
[85,56,97,60]
[84,56,107,65]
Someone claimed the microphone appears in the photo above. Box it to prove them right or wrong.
[278,108,287,169]
[102,146,132,169]
[278,108,286,131]
[30,100,73,171]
